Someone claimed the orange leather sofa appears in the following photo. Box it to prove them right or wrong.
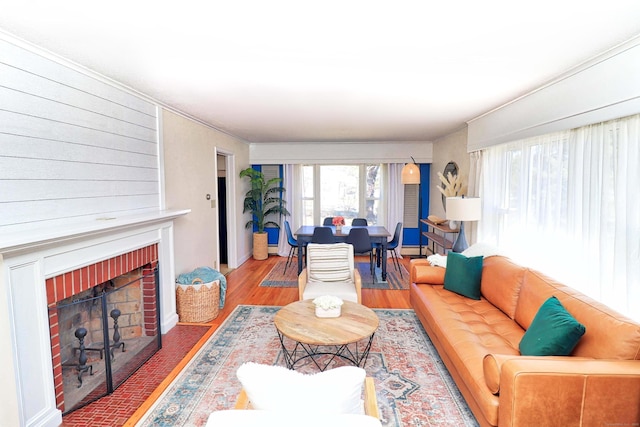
[409,255,640,427]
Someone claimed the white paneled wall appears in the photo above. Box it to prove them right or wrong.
[0,38,160,233]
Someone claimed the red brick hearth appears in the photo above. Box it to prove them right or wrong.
[46,244,159,412]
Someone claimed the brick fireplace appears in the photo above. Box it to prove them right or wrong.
[0,210,187,427]
[47,245,160,413]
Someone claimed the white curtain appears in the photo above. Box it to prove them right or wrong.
[277,164,303,257]
[467,151,483,245]
[478,114,640,321]
[384,164,405,256]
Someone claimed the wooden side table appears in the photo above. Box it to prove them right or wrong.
[420,219,459,256]
[274,300,379,371]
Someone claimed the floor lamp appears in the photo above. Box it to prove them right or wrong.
[401,158,421,255]
[445,196,481,253]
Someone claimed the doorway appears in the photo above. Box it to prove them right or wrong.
[218,175,228,265]
[216,152,235,274]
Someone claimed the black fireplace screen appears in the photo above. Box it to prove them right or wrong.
[52,265,162,414]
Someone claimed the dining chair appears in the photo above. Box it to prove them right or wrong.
[311,226,335,243]
[346,227,374,278]
[351,218,368,226]
[283,221,304,274]
[384,222,403,277]
[322,217,335,226]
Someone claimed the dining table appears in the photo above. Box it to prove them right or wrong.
[294,225,391,281]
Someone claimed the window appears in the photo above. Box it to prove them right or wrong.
[301,164,382,226]
[479,114,640,321]
[301,165,314,225]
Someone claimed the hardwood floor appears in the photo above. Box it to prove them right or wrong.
[129,254,412,424]
[219,254,412,313]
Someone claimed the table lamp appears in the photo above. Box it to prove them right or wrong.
[445,196,481,253]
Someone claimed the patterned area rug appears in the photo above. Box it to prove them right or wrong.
[137,305,478,427]
[260,258,410,290]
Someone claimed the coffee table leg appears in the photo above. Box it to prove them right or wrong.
[356,333,375,367]
[277,330,296,369]
[336,333,375,368]
[278,333,376,371]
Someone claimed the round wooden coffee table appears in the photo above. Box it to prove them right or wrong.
[274,299,379,371]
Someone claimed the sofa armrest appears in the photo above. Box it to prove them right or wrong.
[410,259,445,285]
[409,258,431,269]
[483,353,594,394]
[498,358,640,427]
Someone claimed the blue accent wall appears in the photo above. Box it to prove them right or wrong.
[402,163,430,247]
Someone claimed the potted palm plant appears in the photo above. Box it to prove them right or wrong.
[240,167,290,260]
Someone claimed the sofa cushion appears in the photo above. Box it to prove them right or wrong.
[236,362,365,415]
[410,283,523,426]
[443,252,483,300]
[519,296,586,356]
[480,256,525,319]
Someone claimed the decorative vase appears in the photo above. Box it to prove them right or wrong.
[336,225,342,233]
[315,305,341,318]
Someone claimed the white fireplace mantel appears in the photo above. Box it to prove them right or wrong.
[0,209,191,256]
[0,209,189,427]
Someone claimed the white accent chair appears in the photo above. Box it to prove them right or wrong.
[298,243,362,303]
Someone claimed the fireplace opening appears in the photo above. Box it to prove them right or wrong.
[51,264,161,414]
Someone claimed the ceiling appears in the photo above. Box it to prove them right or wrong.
[2,1,640,143]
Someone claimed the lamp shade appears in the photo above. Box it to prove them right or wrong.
[445,197,481,221]
[401,163,420,184]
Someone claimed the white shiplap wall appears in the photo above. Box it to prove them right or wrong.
[0,38,160,233]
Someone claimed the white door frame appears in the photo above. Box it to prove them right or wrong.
[214,148,238,270]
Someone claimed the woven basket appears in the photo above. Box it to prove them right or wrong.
[176,278,220,323]
[253,232,268,260]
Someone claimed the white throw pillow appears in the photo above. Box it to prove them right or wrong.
[307,243,353,283]
[236,362,366,415]
[427,253,447,267]
[461,242,502,259]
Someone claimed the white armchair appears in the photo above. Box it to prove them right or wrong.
[298,243,362,303]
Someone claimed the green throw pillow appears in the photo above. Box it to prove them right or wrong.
[443,252,484,300]
[519,296,586,356]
